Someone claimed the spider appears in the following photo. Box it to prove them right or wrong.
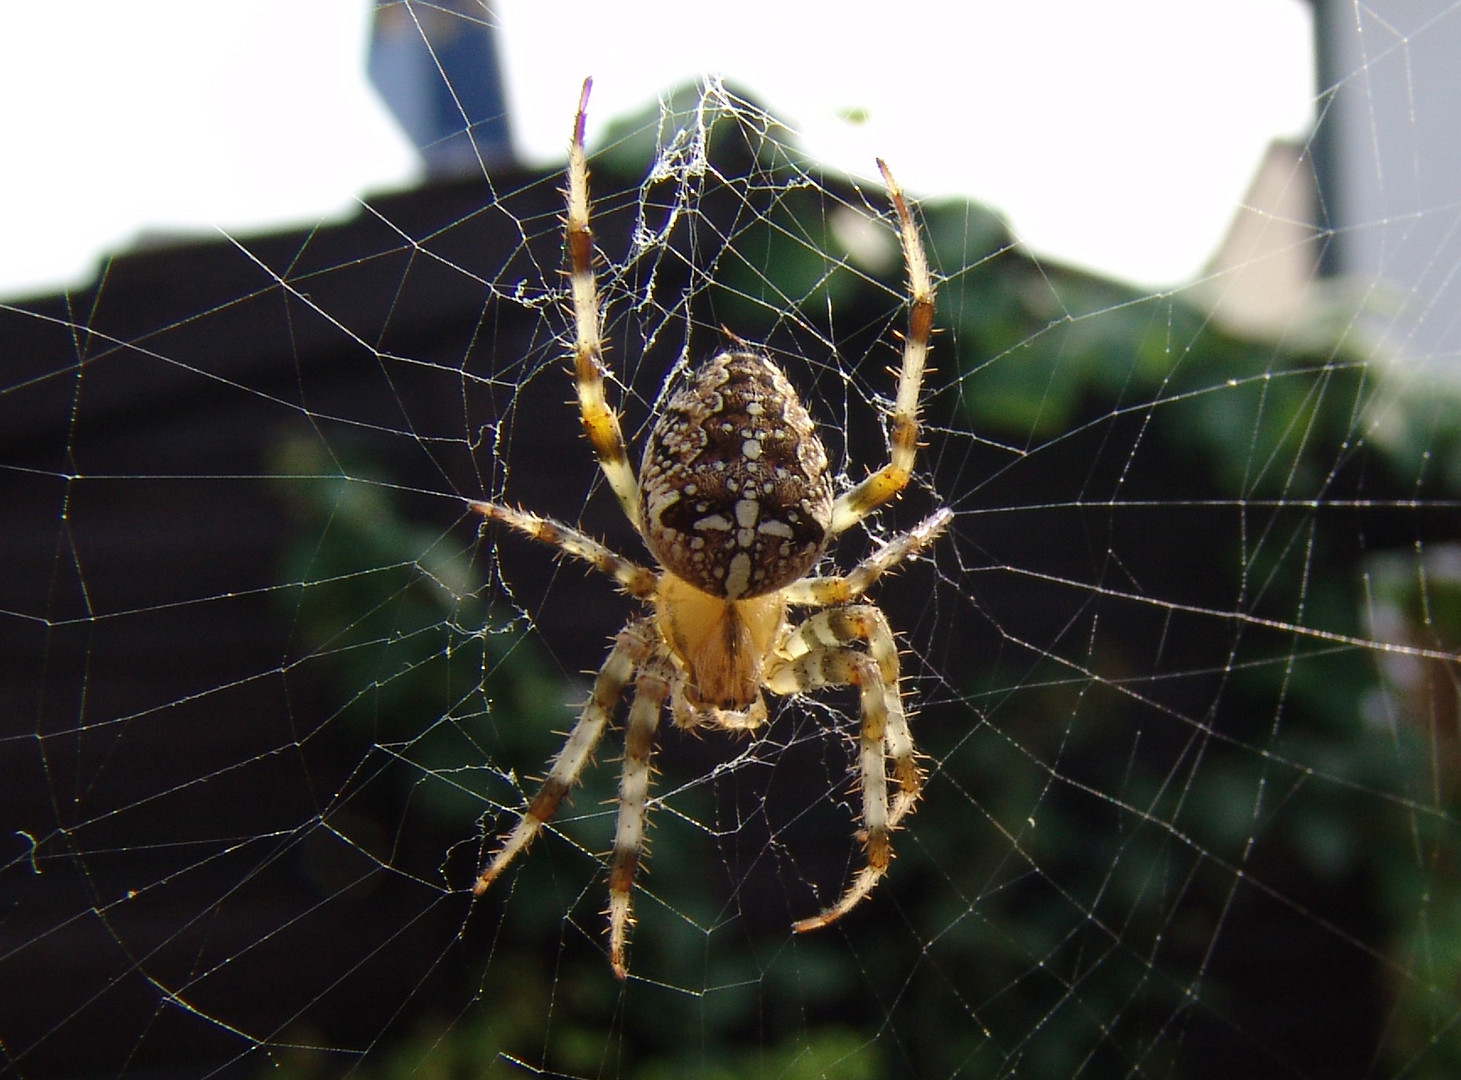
[469,78,949,978]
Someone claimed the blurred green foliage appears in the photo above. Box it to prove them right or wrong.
[267,85,1461,1078]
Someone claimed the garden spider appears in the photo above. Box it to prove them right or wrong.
[470,79,948,978]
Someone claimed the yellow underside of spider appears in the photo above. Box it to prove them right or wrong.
[654,573,785,720]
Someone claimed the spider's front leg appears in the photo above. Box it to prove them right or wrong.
[474,618,654,895]
[606,648,674,978]
[767,605,922,932]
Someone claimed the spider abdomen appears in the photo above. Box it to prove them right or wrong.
[640,350,833,600]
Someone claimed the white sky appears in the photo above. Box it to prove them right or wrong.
[0,0,1316,300]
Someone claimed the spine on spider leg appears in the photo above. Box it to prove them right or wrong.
[844,507,950,600]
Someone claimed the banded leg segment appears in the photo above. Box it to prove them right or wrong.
[767,605,923,931]
[831,160,935,536]
[606,653,673,978]
[783,508,950,607]
[470,500,658,599]
[564,77,642,531]
[474,619,655,895]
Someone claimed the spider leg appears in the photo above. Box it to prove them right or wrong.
[470,501,657,599]
[606,647,674,978]
[565,77,643,531]
[473,618,655,895]
[830,160,935,537]
[783,508,950,607]
[766,606,923,932]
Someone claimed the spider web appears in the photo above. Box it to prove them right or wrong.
[6,7,1461,1079]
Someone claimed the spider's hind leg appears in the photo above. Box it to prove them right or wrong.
[563,77,643,532]
[829,160,936,537]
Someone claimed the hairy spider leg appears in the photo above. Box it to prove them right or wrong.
[766,604,920,931]
[468,78,944,975]
[473,619,656,897]
[468,501,658,599]
[565,77,643,531]
[606,648,674,977]
[782,509,951,607]
[830,160,936,536]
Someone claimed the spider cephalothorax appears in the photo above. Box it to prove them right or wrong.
[470,79,948,978]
